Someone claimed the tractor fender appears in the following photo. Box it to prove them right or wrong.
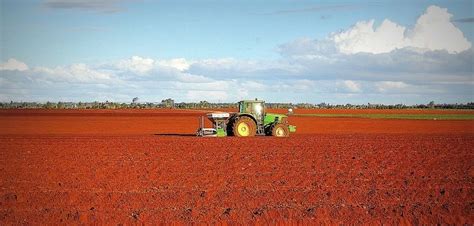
[226,113,257,136]
[234,113,257,125]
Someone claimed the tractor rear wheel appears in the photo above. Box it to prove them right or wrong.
[232,116,256,137]
[271,123,289,137]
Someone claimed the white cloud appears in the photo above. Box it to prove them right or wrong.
[408,6,471,53]
[176,73,212,83]
[191,58,236,70]
[117,56,155,74]
[334,19,408,54]
[157,58,191,71]
[332,5,471,54]
[115,57,201,79]
[0,58,29,71]
[375,81,409,92]
[190,58,273,73]
[34,63,114,83]
[342,80,362,92]
[1,48,472,103]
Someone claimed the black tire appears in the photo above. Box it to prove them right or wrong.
[271,123,289,137]
[226,117,235,136]
[232,116,256,137]
[264,125,273,136]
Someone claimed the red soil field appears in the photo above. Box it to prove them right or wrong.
[193,108,474,115]
[1,109,473,224]
[281,108,474,115]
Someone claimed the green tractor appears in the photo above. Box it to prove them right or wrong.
[197,99,296,137]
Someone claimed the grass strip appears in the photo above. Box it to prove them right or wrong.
[293,113,474,120]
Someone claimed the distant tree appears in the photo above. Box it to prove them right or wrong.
[428,101,435,109]
[57,102,65,109]
[161,98,175,108]
[45,101,55,109]
[132,97,139,104]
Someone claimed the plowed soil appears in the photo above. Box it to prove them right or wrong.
[1,109,473,224]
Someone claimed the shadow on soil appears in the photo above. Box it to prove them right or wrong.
[154,133,196,137]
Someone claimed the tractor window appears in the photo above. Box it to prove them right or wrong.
[252,103,263,120]
[239,102,252,113]
[239,102,264,115]
[246,103,251,112]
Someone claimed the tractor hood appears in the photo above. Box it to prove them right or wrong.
[266,113,287,118]
[264,113,288,125]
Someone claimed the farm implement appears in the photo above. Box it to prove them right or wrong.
[196,99,296,137]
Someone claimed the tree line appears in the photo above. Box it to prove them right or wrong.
[1,99,473,109]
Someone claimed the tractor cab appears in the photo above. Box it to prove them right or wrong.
[238,100,265,122]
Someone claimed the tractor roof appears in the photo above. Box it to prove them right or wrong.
[238,99,265,103]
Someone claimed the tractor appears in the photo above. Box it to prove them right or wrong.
[196,99,296,137]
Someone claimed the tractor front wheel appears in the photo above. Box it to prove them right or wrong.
[271,123,289,137]
[232,116,256,137]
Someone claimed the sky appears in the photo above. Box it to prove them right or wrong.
[0,0,473,104]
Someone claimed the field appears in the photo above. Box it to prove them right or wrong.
[1,109,473,224]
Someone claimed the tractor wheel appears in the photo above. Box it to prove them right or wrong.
[232,116,256,137]
[271,123,289,137]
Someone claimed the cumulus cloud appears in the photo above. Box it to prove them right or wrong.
[0,59,29,71]
[282,5,472,55]
[117,56,155,75]
[116,56,194,76]
[375,81,409,92]
[407,6,471,53]
[2,51,471,103]
[272,5,473,103]
[335,5,471,54]
[34,64,114,83]
[157,58,191,71]
[334,19,408,54]
[0,56,245,102]
[175,73,211,83]
[342,80,362,92]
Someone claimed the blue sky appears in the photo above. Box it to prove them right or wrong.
[0,0,473,104]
